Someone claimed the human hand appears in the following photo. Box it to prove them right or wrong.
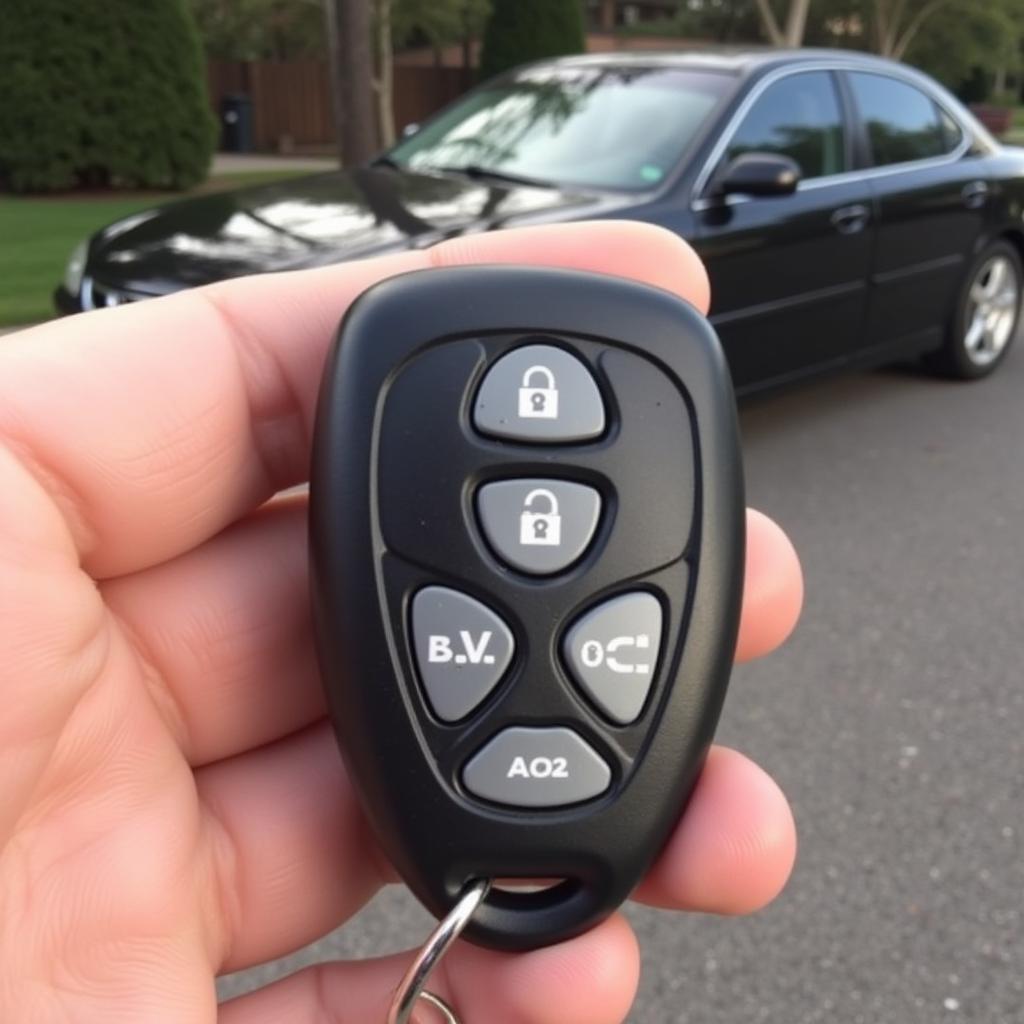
[0,222,802,1023]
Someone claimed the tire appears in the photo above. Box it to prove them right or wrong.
[929,239,1023,379]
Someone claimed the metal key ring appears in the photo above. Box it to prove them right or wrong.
[387,878,491,1024]
[417,992,459,1023]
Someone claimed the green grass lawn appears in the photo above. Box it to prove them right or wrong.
[0,170,307,327]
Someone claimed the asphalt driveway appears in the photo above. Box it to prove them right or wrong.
[221,345,1024,1022]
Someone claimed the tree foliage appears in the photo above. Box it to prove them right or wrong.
[0,0,217,193]
[843,0,1024,92]
[901,0,1024,95]
[640,0,761,43]
[480,0,586,80]
[633,0,1024,99]
[188,0,325,60]
[392,0,491,51]
[191,0,491,61]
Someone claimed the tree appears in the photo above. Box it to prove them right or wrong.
[188,0,325,60]
[325,0,378,165]
[616,0,1024,92]
[479,0,586,81]
[754,0,813,46]
[375,0,396,148]
[0,0,216,193]
[898,0,1024,94]
[392,0,491,73]
[326,0,491,164]
[379,0,491,146]
[871,0,956,59]
[664,0,763,43]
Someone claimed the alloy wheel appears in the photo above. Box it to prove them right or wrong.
[963,254,1020,367]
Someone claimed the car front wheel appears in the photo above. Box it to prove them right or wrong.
[934,240,1022,379]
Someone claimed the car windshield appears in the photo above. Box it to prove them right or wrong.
[386,66,732,191]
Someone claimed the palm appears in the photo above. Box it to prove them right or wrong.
[1,552,221,1021]
[0,222,801,1024]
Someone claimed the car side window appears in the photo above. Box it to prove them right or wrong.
[938,105,964,152]
[723,71,847,181]
[848,72,953,166]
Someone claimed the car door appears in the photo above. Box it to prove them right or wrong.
[692,68,874,391]
[844,70,988,355]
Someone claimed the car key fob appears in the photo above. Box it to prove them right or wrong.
[310,265,744,952]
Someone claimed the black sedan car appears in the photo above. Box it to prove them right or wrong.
[56,49,1024,391]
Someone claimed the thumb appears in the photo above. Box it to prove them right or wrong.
[218,911,639,1024]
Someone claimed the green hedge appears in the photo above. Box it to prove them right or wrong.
[480,0,586,81]
[0,0,217,193]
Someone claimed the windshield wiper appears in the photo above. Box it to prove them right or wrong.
[431,164,557,189]
[370,154,402,170]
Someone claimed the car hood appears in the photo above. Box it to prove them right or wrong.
[86,166,621,293]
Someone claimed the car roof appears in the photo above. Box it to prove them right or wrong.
[529,46,998,155]
[538,47,912,78]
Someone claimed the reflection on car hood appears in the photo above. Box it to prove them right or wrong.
[87,166,615,293]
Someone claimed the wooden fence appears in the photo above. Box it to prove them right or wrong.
[207,61,469,152]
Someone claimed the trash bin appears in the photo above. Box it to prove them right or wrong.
[221,94,253,153]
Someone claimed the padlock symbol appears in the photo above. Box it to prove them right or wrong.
[517,365,559,419]
[519,488,562,546]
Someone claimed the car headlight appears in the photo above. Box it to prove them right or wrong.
[62,240,89,296]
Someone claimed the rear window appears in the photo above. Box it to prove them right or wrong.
[848,72,953,166]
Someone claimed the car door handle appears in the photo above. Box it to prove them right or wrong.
[830,204,871,235]
[962,180,990,209]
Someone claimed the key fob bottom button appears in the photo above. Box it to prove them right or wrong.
[563,592,664,725]
[463,727,612,808]
[412,587,515,722]
[477,478,601,576]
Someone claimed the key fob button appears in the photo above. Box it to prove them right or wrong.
[473,343,605,443]
[477,479,601,576]
[563,593,664,725]
[411,587,515,722]
[463,726,612,808]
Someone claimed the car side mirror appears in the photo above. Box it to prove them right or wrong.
[712,152,801,198]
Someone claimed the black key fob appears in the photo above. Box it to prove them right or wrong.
[310,266,744,952]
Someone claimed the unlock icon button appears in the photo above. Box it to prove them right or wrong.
[519,488,562,546]
[478,478,601,576]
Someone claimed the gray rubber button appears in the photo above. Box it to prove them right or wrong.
[473,343,605,443]
[563,592,663,724]
[411,587,515,722]
[477,479,601,576]
[463,727,612,808]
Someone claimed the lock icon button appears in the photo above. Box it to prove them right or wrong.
[519,488,562,546]
[478,478,601,575]
[518,365,559,420]
[474,343,605,443]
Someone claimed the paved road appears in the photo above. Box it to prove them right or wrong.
[220,346,1024,1022]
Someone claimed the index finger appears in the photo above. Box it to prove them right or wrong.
[0,222,709,578]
